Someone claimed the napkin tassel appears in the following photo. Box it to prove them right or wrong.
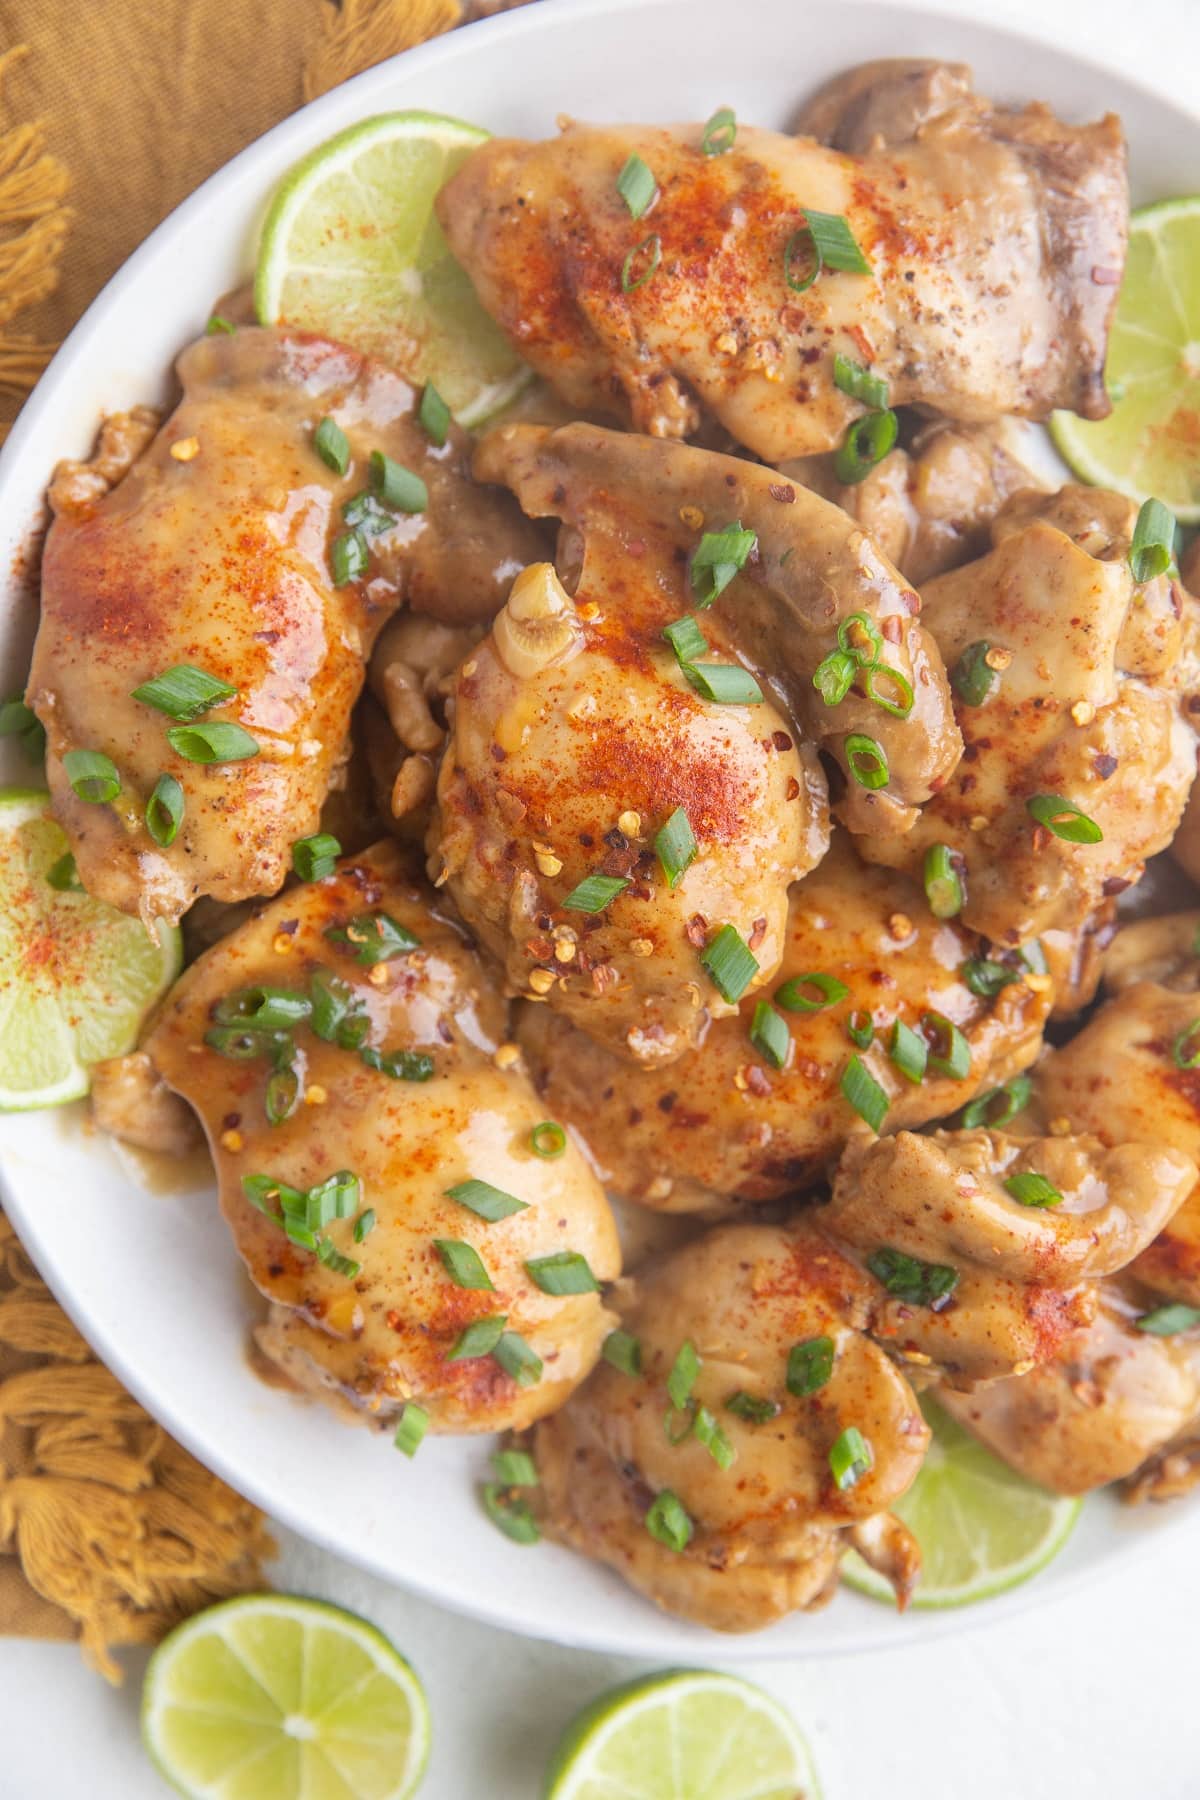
[0,46,71,408]
[304,0,463,101]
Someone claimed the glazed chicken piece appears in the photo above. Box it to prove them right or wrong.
[469,422,960,837]
[940,1285,1200,1494]
[140,840,620,1434]
[827,1128,1196,1387]
[517,836,1051,1213]
[855,487,1195,942]
[533,1223,928,1632]
[1038,913,1200,1307]
[437,75,1125,461]
[29,324,543,926]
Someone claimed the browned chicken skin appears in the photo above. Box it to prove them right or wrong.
[437,79,1125,460]
[533,1223,928,1631]
[30,326,542,927]
[141,841,620,1434]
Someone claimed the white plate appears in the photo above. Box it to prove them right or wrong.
[2,0,1199,1660]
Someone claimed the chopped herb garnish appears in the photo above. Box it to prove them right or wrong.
[951,641,997,707]
[923,844,963,919]
[306,1170,360,1227]
[776,972,849,1013]
[46,851,81,892]
[146,773,184,848]
[316,1237,361,1278]
[962,957,1019,999]
[359,1045,435,1082]
[354,1208,377,1243]
[692,1404,736,1470]
[616,151,657,219]
[313,416,350,477]
[644,1489,693,1552]
[829,1425,873,1491]
[1003,1171,1063,1209]
[868,1246,959,1309]
[680,661,764,705]
[325,911,420,965]
[690,521,757,604]
[959,1075,1032,1130]
[434,1238,495,1290]
[0,697,45,761]
[838,612,883,666]
[205,314,236,335]
[621,233,661,292]
[846,1010,874,1049]
[1026,794,1103,844]
[418,382,451,446]
[725,1391,782,1423]
[921,1011,971,1080]
[844,733,888,790]
[331,527,369,586]
[1173,1020,1200,1069]
[309,969,369,1050]
[63,748,120,804]
[787,1335,835,1397]
[700,923,759,1003]
[215,986,312,1031]
[370,450,428,514]
[841,1053,887,1131]
[749,999,789,1069]
[292,832,341,881]
[530,1120,567,1159]
[131,664,237,720]
[524,1251,599,1296]
[562,873,629,913]
[655,806,698,887]
[166,721,259,764]
[447,1315,507,1360]
[1129,496,1175,584]
[833,353,889,410]
[481,1482,540,1544]
[1136,1303,1200,1337]
[265,1061,301,1126]
[342,490,395,536]
[603,1329,642,1375]
[834,409,898,484]
[205,1024,290,1062]
[812,649,856,706]
[662,614,709,663]
[393,1403,428,1457]
[446,1178,528,1222]
[888,1019,928,1085]
[667,1339,700,1412]
[494,1330,543,1387]
[492,1448,539,1488]
[803,208,871,273]
[863,662,914,718]
[700,106,737,155]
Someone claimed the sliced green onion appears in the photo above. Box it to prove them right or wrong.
[481,1482,540,1544]
[494,1330,543,1387]
[602,1328,642,1375]
[784,226,821,293]
[306,1170,360,1227]
[846,1010,874,1050]
[241,1173,305,1218]
[749,999,789,1069]
[313,416,350,476]
[354,1209,377,1243]
[621,233,661,292]
[530,1120,566,1159]
[316,1237,361,1278]
[868,1246,959,1308]
[829,1425,873,1491]
[206,314,236,335]
[841,1054,887,1132]
[447,1314,507,1360]
[291,832,340,881]
[833,353,889,409]
[492,1448,539,1487]
[776,972,849,1013]
[923,844,963,919]
[863,662,914,718]
[644,1489,693,1552]
[812,649,856,706]
[837,612,883,666]
[525,1251,598,1296]
[446,1179,528,1222]
[1003,1171,1063,1209]
[342,490,394,536]
[562,873,629,913]
[1129,496,1175,583]
[962,957,1019,999]
[690,521,757,605]
[131,664,237,720]
[787,1335,835,1397]
[370,450,428,514]
[806,208,871,273]
[667,1339,700,1412]
[724,1391,782,1423]
[205,1025,289,1062]
[63,748,120,804]
[888,1019,928,1085]
[844,733,888,790]
[1173,1020,1200,1069]
[617,151,657,219]
[680,662,764,705]
[700,923,759,1003]
[834,409,898,484]
[921,1011,971,1080]
[46,851,81,892]
[215,986,312,1030]
[0,698,45,761]
[655,806,697,887]
[664,1402,696,1446]
[1026,794,1103,844]
[1019,940,1049,977]
[434,1238,495,1290]
[662,614,709,663]
[950,641,996,707]
[1136,1303,1200,1336]
[959,1075,1032,1130]
[309,970,369,1050]
[393,1403,428,1457]
[331,527,369,586]
[265,1061,301,1127]
[325,911,420,965]
[692,1405,736,1470]
[166,721,259,764]
[145,773,184,848]
[701,106,737,155]
[359,1044,435,1083]
[418,382,451,446]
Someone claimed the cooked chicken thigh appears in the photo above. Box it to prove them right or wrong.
[533,1223,928,1631]
[517,836,1051,1212]
[828,1128,1195,1385]
[470,422,961,836]
[437,83,1125,460]
[855,488,1194,940]
[30,325,542,926]
[141,840,620,1433]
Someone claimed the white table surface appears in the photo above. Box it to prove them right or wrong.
[4,0,1200,1791]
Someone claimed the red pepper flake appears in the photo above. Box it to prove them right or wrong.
[1032,824,1051,852]
[746,1065,771,1097]
[1090,266,1122,285]
[768,482,796,504]
[685,913,708,948]
[490,743,507,762]
[882,615,902,644]
[901,589,921,614]
[785,777,800,801]
[748,916,768,952]
[1093,753,1119,779]
[1102,876,1132,896]
[771,730,793,751]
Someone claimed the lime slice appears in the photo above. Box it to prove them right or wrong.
[142,1594,430,1800]
[255,110,530,427]
[842,1397,1081,1609]
[1050,196,1200,521]
[543,1670,821,1800]
[0,790,181,1111]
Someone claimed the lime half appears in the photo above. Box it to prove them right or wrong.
[544,1670,820,1800]
[255,110,530,427]
[842,1397,1081,1609]
[0,790,181,1110]
[1051,196,1200,520]
[142,1594,430,1800]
